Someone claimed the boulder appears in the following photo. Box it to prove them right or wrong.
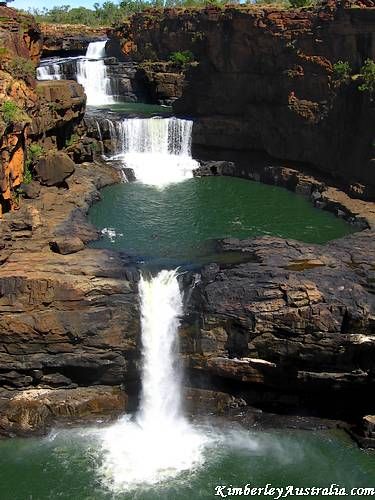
[363,415,375,438]
[20,181,41,199]
[35,151,75,186]
[49,236,84,255]
[123,167,136,182]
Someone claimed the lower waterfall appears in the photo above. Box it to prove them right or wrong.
[100,270,207,491]
[103,116,198,186]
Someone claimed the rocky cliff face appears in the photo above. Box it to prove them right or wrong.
[0,9,137,434]
[0,161,139,436]
[0,7,86,215]
[182,230,375,418]
[108,1,375,195]
[0,7,42,214]
[41,23,107,56]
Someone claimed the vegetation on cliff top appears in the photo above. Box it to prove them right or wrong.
[25,0,317,26]
[169,50,194,67]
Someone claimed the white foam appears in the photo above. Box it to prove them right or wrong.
[100,270,208,492]
[99,117,198,187]
[76,40,114,106]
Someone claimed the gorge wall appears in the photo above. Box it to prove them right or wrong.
[0,7,137,435]
[0,6,86,214]
[108,0,375,197]
[41,23,107,56]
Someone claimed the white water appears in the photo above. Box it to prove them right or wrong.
[105,117,198,186]
[101,270,207,491]
[37,41,114,105]
[76,40,114,106]
[37,62,61,80]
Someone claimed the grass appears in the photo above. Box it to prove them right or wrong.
[8,56,35,81]
[1,101,30,125]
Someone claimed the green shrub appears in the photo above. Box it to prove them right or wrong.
[24,144,44,184]
[8,56,35,81]
[27,144,44,164]
[65,133,79,147]
[1,100,30,125]
[358,59,375,96]
[23,163,33,184]
[332,60,352,84]
[169,50,194,67]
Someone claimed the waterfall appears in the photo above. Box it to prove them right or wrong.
[76,40,114,106]
[138,270,184,427]
[37,62,61,80]
[37,41,114,106]
[99,116,198,186]
[101,270,206,492]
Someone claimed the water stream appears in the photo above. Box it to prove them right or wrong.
[76,41,114,106]
[98,116,198,185]
[37,40,114,105]
[100,270,207,492]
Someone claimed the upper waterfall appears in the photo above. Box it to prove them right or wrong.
[76,40,114,106]
[37,40,114,106]
[36,62,61,81]
[103,116,198,186]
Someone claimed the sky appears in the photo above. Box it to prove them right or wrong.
[12,0,97,10]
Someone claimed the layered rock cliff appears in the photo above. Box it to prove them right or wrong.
[0,7,42,214]
[0,161,139,436]
[41,23,107,56]
[182,230,375,419]
[0,7,86,214]
[108,0,375,195]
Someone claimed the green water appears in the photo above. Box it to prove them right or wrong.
[0,427,373,499]
[89,176,355,265]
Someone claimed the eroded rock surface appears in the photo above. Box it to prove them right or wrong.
[0,162,139,436]
[182,231,375,418]
[41,23,108,56]
[0,386,126,437]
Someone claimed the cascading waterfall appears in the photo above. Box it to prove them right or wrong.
[101,270,207,491]
[36,62,62,80]
[37,41,114,106]
[101,116,198,186]
[76,40,114,106]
